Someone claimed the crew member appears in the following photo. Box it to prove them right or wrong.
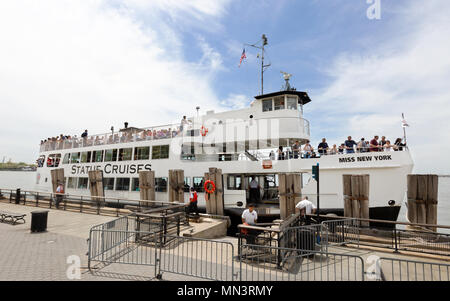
[241,204,258,244]
[295,196,316,225]
[188,187,199,216]
[248,176,261,204]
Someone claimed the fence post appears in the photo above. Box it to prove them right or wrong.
[36,192,39,207]
[49,193,53,209]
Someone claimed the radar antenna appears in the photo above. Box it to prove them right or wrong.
[245,34,271,95]
[280,71,295,91]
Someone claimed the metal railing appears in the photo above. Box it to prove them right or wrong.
[87,216,236,281]
[239,243,365,281]
[379,257,450,281]
[0,188,187,217]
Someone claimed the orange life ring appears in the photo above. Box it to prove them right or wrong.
[204,180,215,194]
[200,125,208,137]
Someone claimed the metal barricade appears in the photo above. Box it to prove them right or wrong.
[239,243,365,281]
[379,257,450,281]
[321,218,359,251]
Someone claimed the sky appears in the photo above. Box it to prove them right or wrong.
[0,0,449,173]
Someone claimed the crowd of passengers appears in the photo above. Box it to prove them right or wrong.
[40,126,184,150]
[269,135,407,160]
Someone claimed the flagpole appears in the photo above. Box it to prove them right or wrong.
[244,34,270,95]
[402,113,407,146]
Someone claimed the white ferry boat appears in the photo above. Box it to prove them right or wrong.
[35,76,414,225]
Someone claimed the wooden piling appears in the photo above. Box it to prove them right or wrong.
[88,170,104,202]
[426,174,438,231]
[416,175,428,224]
[293,174,302,216]
[139,170,155,208]
[279,173,288,220]
[359,175,370,227]
[343,175,353,218]
[215,168,224,216]
[50,168,65,193]
[351,175,360,219]
[406,174,418,225]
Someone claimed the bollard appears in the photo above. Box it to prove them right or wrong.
[15,188,21,204]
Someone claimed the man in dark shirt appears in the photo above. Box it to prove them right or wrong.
[318,138,329,155]
[344,136,357,153]
[379,136,387,147]
[370,135,382,152]
[81,130,88,138]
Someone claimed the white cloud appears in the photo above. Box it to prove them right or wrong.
[0,0,231,163]
[310,0,450,173]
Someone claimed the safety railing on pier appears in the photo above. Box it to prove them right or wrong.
[378,257,450,281]
[0,188,187,217]
[87,216,236,281]
[239,243,365,281]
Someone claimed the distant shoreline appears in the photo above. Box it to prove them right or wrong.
[0,169,36,172]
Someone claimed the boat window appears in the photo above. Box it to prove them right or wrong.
[152,145,169,159]
[80,151,92,163]
[62,153,70,165]
[262,99,273,112]
[155,177,168,192]
[184,177,191,192]
[115,178,130,191]
[274,96,285,110]
[104,178,114,190]
[134,147,150,160]
[132,178,140,191]
[193,177,205,192]
[37,155,46,168]
[47,154,61,167]
[227,175,242,190]
[287,96,297,110]
[186,129,200,137]
[93,150,103,163]
[70,152,81,164]
[77,177,88,189]
[104,149,118,162]
[118,148,132,161]
[67,177,77,189]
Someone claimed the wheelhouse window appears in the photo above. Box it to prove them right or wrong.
[104,149,118,162]
[47,154,61,167]
[77,177,88,189]
[274,96,285,110]
[115,178,130,191]
[134,147,150,160]
[193,177,205,192]
[152,145,169,159]
[286,96,297,110]
[262,99,273,112]
[227,175,242,190]
[93,150,103,163]
[70,152,81,164]
[132,178,140,191]
[155,177,167,192]
[62,153,70,165]
[104,178,114,191]
[67,177,77,189]
[118,148,132,161]
[80,151,92,163]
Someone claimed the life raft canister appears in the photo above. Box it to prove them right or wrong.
[200,125,208,137]
[204,180,216,194]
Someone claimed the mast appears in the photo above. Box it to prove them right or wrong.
[246,34,271,95]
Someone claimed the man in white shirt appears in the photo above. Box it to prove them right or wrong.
[55,183,64,209]
[241,204,258,245]
[295,196,316,216]
[241,204,258,225]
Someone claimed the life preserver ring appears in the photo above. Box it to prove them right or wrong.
[200,125,208,137]
[204,180,215,194]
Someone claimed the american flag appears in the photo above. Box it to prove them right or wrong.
[401,113,410,127]
[239,48,246,67]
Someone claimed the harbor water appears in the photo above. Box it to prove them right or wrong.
[0,170,449,226]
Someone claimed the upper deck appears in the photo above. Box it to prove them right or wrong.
[39,90,312,153]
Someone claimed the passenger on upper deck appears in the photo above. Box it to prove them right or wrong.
[345,136,357,154]
[292,141,300,159]
[81,130,88,138]
[329,144,338,155]
[303,140,313,158]
[277,146,285,160]
[357,138,368,153]
[394,138,406,151]
[180,116,188,132]
[318,138,329,156]
[369,135,382,152]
